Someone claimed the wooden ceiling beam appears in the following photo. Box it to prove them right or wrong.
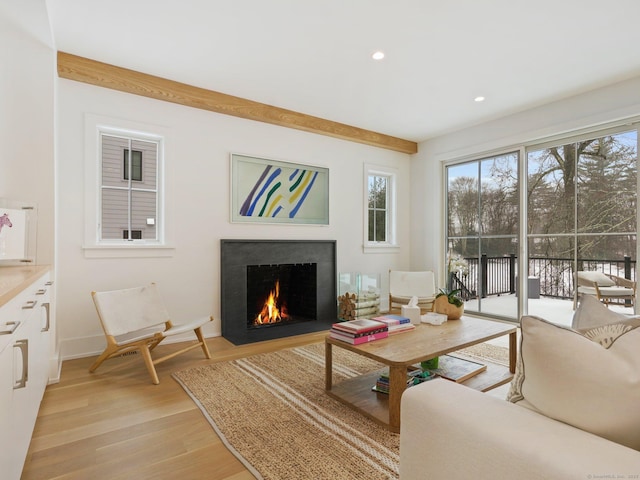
[57,52,418,154]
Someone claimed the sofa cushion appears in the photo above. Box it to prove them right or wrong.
[507,315,640,450]
[578,271,616,286]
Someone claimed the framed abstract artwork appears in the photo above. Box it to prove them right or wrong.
[231,153,329,225]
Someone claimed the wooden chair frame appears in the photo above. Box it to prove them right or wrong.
[574,272,636,309]
[90,284,212,384]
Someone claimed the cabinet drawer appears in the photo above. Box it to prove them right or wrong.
[0,269,52,480]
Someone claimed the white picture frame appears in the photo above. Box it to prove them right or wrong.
[230,153,329,225]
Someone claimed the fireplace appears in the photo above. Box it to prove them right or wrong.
[221,239,337,344]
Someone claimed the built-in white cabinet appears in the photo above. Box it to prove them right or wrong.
[0,267,52,480]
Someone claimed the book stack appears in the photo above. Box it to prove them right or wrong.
[373,369,436,394]
[423,355,487,383]
[373,373,391,394]
[372,314,416,335]
[329,318,388,345]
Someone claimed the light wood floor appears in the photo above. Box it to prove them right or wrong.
[21,331,328,480]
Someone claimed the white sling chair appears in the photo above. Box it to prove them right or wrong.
[90,283,212,384]
[389,270,437,314]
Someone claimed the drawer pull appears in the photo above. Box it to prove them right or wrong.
[22,300,37,310]
[36,289,47,295]
[41,302,51,332]
[13,339,28,389]
[0,321,20,335]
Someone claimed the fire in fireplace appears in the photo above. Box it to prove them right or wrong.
[248,263,317,328]
[254,280,287,325]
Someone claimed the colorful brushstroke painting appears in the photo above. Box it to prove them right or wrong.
[231,154,329,225]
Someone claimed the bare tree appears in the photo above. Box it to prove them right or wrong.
[528,134,636,260]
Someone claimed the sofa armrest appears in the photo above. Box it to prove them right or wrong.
[400,379,640,480]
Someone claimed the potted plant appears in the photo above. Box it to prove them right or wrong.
[433,288,464,320]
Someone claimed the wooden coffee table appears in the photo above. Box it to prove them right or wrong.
[325,316,517,433]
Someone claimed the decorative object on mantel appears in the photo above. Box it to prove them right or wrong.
[230,153,329,225]
[433,288,464,320]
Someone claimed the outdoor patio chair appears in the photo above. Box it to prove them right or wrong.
[574,271,636,309]
[90,283,212,384]
[389,270,436,314]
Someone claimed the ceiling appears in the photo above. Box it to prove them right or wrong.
[46,0,640,143]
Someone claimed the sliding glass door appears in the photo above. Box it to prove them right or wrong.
[445,126,637,324]
[446,152,519,319]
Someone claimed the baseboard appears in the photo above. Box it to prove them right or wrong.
[60,322,222,361]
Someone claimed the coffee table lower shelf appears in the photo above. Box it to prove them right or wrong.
[326,359,513,432]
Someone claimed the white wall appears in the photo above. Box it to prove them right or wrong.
[412,75,640,287]
[56,79,412,359]
[0,1,57,377]
[0,0,55,264]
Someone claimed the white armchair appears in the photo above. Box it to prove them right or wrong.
[388,270,436,314]
[575,270,635,308]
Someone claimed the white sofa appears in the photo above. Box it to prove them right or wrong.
[400,299,640,479]
[400,379,640,479]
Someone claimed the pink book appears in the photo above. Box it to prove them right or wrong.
[330,330,389,344]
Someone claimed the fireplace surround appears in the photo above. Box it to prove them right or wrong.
[221,239,337,344]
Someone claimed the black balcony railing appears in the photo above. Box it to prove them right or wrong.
[450,254,636,300]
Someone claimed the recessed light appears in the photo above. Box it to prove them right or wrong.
[372,51,385,60]
[474,96,485,102]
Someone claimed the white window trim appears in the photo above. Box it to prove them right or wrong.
[363,164,399,253]
[83,114,174,258]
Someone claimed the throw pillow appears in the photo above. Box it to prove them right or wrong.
[578,271,616,286]
[507,315,640,450]
[571,294,635,330]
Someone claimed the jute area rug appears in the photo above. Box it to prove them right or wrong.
[172,342,509,480]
